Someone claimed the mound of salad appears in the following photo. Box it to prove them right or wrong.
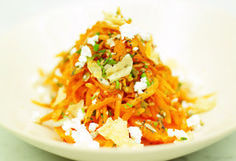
[32,8,215,148]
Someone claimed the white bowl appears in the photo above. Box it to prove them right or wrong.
[0,0,236,160]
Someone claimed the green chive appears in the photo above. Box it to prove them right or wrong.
[91,54,99,60]
[102,68,106,78]
[153,122,158,127]
[115,80,120,89]
[101,113,104,118]
[141,72,146,78]
[108,33,112,38]
[126,103,133,107]
[144,65,148,68]
[108,110,112,116]
[177,82,182,91]
[129,74,132,78]
[93,43,99,52]
[97,59,102,67]
[63,57,69,62]
[107,59,117,65]
[95,32,100,36]
[129,53,134,58]
[76,49,81,54]
[180,137,187,141]
[56,82,63,87]
[128,18,132,21]
[81,108,85,113]
[91,95,96,100]
[98,49,106,54]
[90,117,93,120]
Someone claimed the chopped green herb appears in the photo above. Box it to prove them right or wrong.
[81,108,85,113]
[126,103,133,107]
[141,73,151,87]
[144,65,148,68]
[180,137,187,141]
[129,53,134,58]
[101,113,104,118]
[95,32,100,36]
[108,110,112,116]
[97,59,102,67]
[128,18,132,21]
[91,95,96,100]
[107,59,117,65]
[153,121,158,127]
[129,74,132,78]
[63,57,69,62]
[177,82,182,91]
[92,110,96,116]
[76,49,81,54]
[108,33,112,38]
[91,54,100,60]
[56,82,63,87]
[98,49,106,54]
[102,68,106,78]
[115,80,120,89]
[93,43,99,52]
[90,117,93,120]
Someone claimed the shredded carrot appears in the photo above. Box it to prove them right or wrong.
[33,8,215,147]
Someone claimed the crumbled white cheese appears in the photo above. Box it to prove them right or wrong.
[133,47,139,51]
[167,129,188,140]
[128,126,142,143]
[70,47,77,55]
[119,23,151,41]
[187,114,201,131]
[92,98,97,105]
[55,68,62,77]
[71,126,99,149]
[75,45,92,68]
[119,23,139,39]
[139,32,151,41]
[106,39,115,47]
[171,98,179,103]
[156,114,162,118]
[89,123,99,132]
[182,101,194,108]
[87,35,99,46]
[134,77,148,94]
[61,111,99,148]
[32,111,41,123]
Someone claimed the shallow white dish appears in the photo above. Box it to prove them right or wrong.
[0,0,236,161]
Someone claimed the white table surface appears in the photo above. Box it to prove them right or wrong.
[0,0,236,160]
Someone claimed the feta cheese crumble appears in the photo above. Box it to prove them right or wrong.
[70,47,77,55]
[54,68,62,77]
[75,45,92,68]
[167,129,188,140]
[89,123,99,132]
[187,114,201,131]
[61,110,99,149]
[139,32,151,42]
[32,111,41,123]
[119,23,151,41]
[119,23,139,39]
[134,77,148,94]
[106,39,115,47]
[182,101,194,108]
[128,126,142,143]
[133,47,139,51]
[87,35,99,46]
[92,98,97,105]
